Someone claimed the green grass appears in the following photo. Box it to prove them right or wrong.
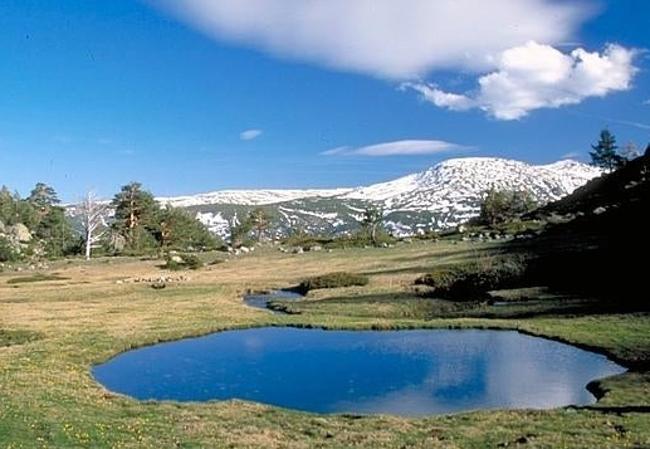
[297,271,369,293]
[0,329,41,347]
[0,240,648,448]
[6,273,70,285]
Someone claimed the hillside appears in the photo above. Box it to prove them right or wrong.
[514,151,650,302]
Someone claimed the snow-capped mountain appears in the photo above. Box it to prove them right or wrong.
[172,157,601,237]
[157,188,352,208]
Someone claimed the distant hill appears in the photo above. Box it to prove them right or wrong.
[158,157,600,238]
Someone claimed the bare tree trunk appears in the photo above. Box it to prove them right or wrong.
[85,228,92,260]
[81,191,108,261]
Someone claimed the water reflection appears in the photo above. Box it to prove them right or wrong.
[93,328,625,416]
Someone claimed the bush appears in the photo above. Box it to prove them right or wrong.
[415,256,529,300]
[0,237,20,263]
[478,189,537,226]
[163,253,203,271]
[297,272,369,294]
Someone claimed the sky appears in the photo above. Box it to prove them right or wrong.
[0,0,648,201]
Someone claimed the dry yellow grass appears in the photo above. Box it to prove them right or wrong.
[1,241,648,448]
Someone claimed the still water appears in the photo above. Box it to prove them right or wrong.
[93,327,625,416]
[242,289,303,311]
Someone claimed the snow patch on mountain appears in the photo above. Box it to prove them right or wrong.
[158,188,352,207]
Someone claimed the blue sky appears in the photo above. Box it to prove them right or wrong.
[0,0,648,200]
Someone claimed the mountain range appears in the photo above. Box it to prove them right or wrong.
[156,157,602,238]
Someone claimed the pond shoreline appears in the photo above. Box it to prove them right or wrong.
[93,326,625,416]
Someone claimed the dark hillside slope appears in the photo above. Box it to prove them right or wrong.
[516,152,650,306]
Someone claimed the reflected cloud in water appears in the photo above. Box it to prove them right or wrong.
[93,328,625,416]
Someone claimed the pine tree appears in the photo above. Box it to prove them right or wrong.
[589,129,624,170]
[361,206,384,245]
[249,208,270,242]
[28,183,60,211]
[111,182,159,249]
[158,206,217,251]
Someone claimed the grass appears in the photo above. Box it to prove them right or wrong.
[296,271,369,294]
[0,240,648,448]
[6,273,70,285]
[0,329,41,347]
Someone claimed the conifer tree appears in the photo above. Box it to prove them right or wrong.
[589,129,624,170]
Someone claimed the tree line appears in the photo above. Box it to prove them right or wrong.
[0,181,219,262]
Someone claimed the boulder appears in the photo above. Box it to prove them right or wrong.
[593,206,607,215]
[9,223,31,243]
[170,255,183,264]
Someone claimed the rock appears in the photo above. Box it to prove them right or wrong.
[170,255,183,263]
[9,223,31,242]
[240,246,251,254]
[151,283,166,290]
[292,247,304,254]
[308,245,323,252]
[593,206,607,215]
[457,225,466,233]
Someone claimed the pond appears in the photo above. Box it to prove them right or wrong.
[93,328,625,416]
[242,289,303,311]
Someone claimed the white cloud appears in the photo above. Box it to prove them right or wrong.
[240,129,263,141]
[405,42,638,120]
[561,151,581,160]
[400,83,475,111]
[321,140,469,157]
[154,0,588,79]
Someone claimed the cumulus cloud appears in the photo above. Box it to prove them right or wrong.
[153,0,587,79]
[321,140,470,157]
[239,129,263,141]
[404,42,637,120]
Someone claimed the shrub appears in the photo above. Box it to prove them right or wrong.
[415,256,529,300]
[182,254,203,270]
[478,189,537,226]
[163,253,203,271]
[297,272,369,294]
[0,237,20,263]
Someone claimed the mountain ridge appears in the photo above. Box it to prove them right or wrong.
[163,157,602,238]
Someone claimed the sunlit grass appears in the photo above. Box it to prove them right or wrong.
[1,240,648,448]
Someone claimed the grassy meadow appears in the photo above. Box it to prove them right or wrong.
[1,240,649,448]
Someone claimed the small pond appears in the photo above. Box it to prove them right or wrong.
[243,289,303,311]
[93,328,625,416]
